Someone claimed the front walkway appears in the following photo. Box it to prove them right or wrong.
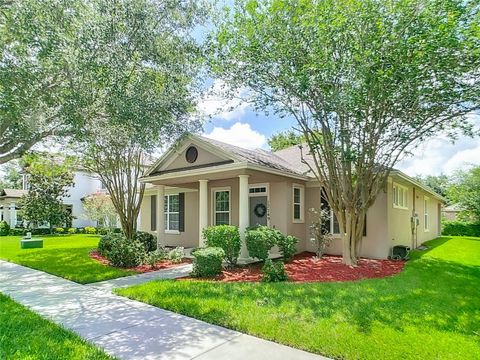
[0,260,328,360]
[87,263,193,292]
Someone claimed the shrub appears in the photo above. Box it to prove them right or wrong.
[76,227,85,234]
[0,221,10,236]
[54,227,64,234]
[145,248,167,268]
[105,236,146,267]
[84,226,97,234]
[442,220,480,237]
[277,235,298,262]
[134,231,157,252]
[97,227,109,235]
[98,233,124,256]
[67,227,77,234]
[245,226,281,261]
[9,228,25,236]
[262,259,288,282]
[192,247,225,277]
[203,225,241,267]
[168,247,184,263]
[29,228,51,236]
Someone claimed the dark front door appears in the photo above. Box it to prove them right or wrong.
[250,196,268,226]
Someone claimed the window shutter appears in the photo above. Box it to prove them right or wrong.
[151,195,157,231]
[179,192,185,232]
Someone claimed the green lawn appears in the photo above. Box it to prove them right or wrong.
[0,293,113,359]
[117,236,480,360]
[0,234,135,284]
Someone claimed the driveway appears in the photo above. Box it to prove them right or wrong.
[0,260,329,360]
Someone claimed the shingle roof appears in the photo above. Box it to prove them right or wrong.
[198,136,304,176]
[0,188,28,198]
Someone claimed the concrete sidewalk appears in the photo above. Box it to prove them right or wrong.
[87,263,193,292]
[0,260,329,360]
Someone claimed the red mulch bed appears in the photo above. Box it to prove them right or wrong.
[89,250,191,273]
[183,252,405,283]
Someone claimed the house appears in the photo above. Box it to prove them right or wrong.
[442,204,463,221]
[138,134,444,260]
[0,170,108,229]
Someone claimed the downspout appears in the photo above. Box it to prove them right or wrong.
[411,187,417,249]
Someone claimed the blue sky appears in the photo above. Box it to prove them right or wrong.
[197,79,480,177]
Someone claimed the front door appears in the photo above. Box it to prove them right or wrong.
[249,196,268,226]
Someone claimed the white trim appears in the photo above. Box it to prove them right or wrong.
[392,182,408,210]
[330,210,341,235]
[424,196,430,232]
[211,186,232,226]
[292,183,305,223]
[165,230,180,235]
[248,183,269,197]
[390,170,446,202]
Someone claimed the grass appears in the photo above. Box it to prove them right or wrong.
[0,293,113,359]
[117,236,480,360]
[0,234,135,284]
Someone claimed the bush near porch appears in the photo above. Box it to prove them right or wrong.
[117,236,480,360]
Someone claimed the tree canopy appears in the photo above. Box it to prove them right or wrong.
[210,0,480,264]
[20,153,74,230]
[0,0,208,164]
[448,167,480,221]
[268,130,304,151]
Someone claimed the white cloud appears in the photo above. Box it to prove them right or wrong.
[196,79,250,121]
[397,113,480,176]
[204,122,266,149]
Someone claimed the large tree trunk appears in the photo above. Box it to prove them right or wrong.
[337,208,366,266]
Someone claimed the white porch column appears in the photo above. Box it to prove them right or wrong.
[198,180,209,247]
[9,202,16,228]
[238,175,250,258]
[156,185,165,248]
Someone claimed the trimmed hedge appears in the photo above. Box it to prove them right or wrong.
[442,221,480,237]
[203,225,241,267]
[134,231,157,252]
[0,221,10,236]
[262,259,288,282]
[245,226,282,261]
[98,233,124,256]
[277,235,298,262]
[192,247,225,277]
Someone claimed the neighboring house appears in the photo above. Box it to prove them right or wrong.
[0,170,107,228]
[0,189,28,228]
[138,134,444,260]
[442,204,462,221]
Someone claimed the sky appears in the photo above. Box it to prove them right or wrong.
[198,80,480,177]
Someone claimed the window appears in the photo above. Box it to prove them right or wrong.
[214,190,230,225]
[292,184,304,223]
[424,197,429,231]
[393,183,408,209]
[249,186,267,194]
[164,194,180,231]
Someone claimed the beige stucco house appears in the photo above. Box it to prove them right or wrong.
[138,135,444,260]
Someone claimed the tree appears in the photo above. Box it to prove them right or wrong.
[0,160,23,190]
[82,192,118,228]
[76,0,208,240]
[210,0,480,265]
[20,153,74,230]
[0,0,85,164]
[268,130,304,151]
[448,167,480,221]
[416,174,451,199]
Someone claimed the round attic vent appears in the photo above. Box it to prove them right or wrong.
[185,146,198,163]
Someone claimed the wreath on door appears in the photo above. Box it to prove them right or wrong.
[254,203,267,218]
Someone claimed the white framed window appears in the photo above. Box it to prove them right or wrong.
[213,188,230,225]
[393,183,408,209]
[292,184,304,223]
[424,196,429,231]
[164,194,180,232]
[330,210,340,234]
